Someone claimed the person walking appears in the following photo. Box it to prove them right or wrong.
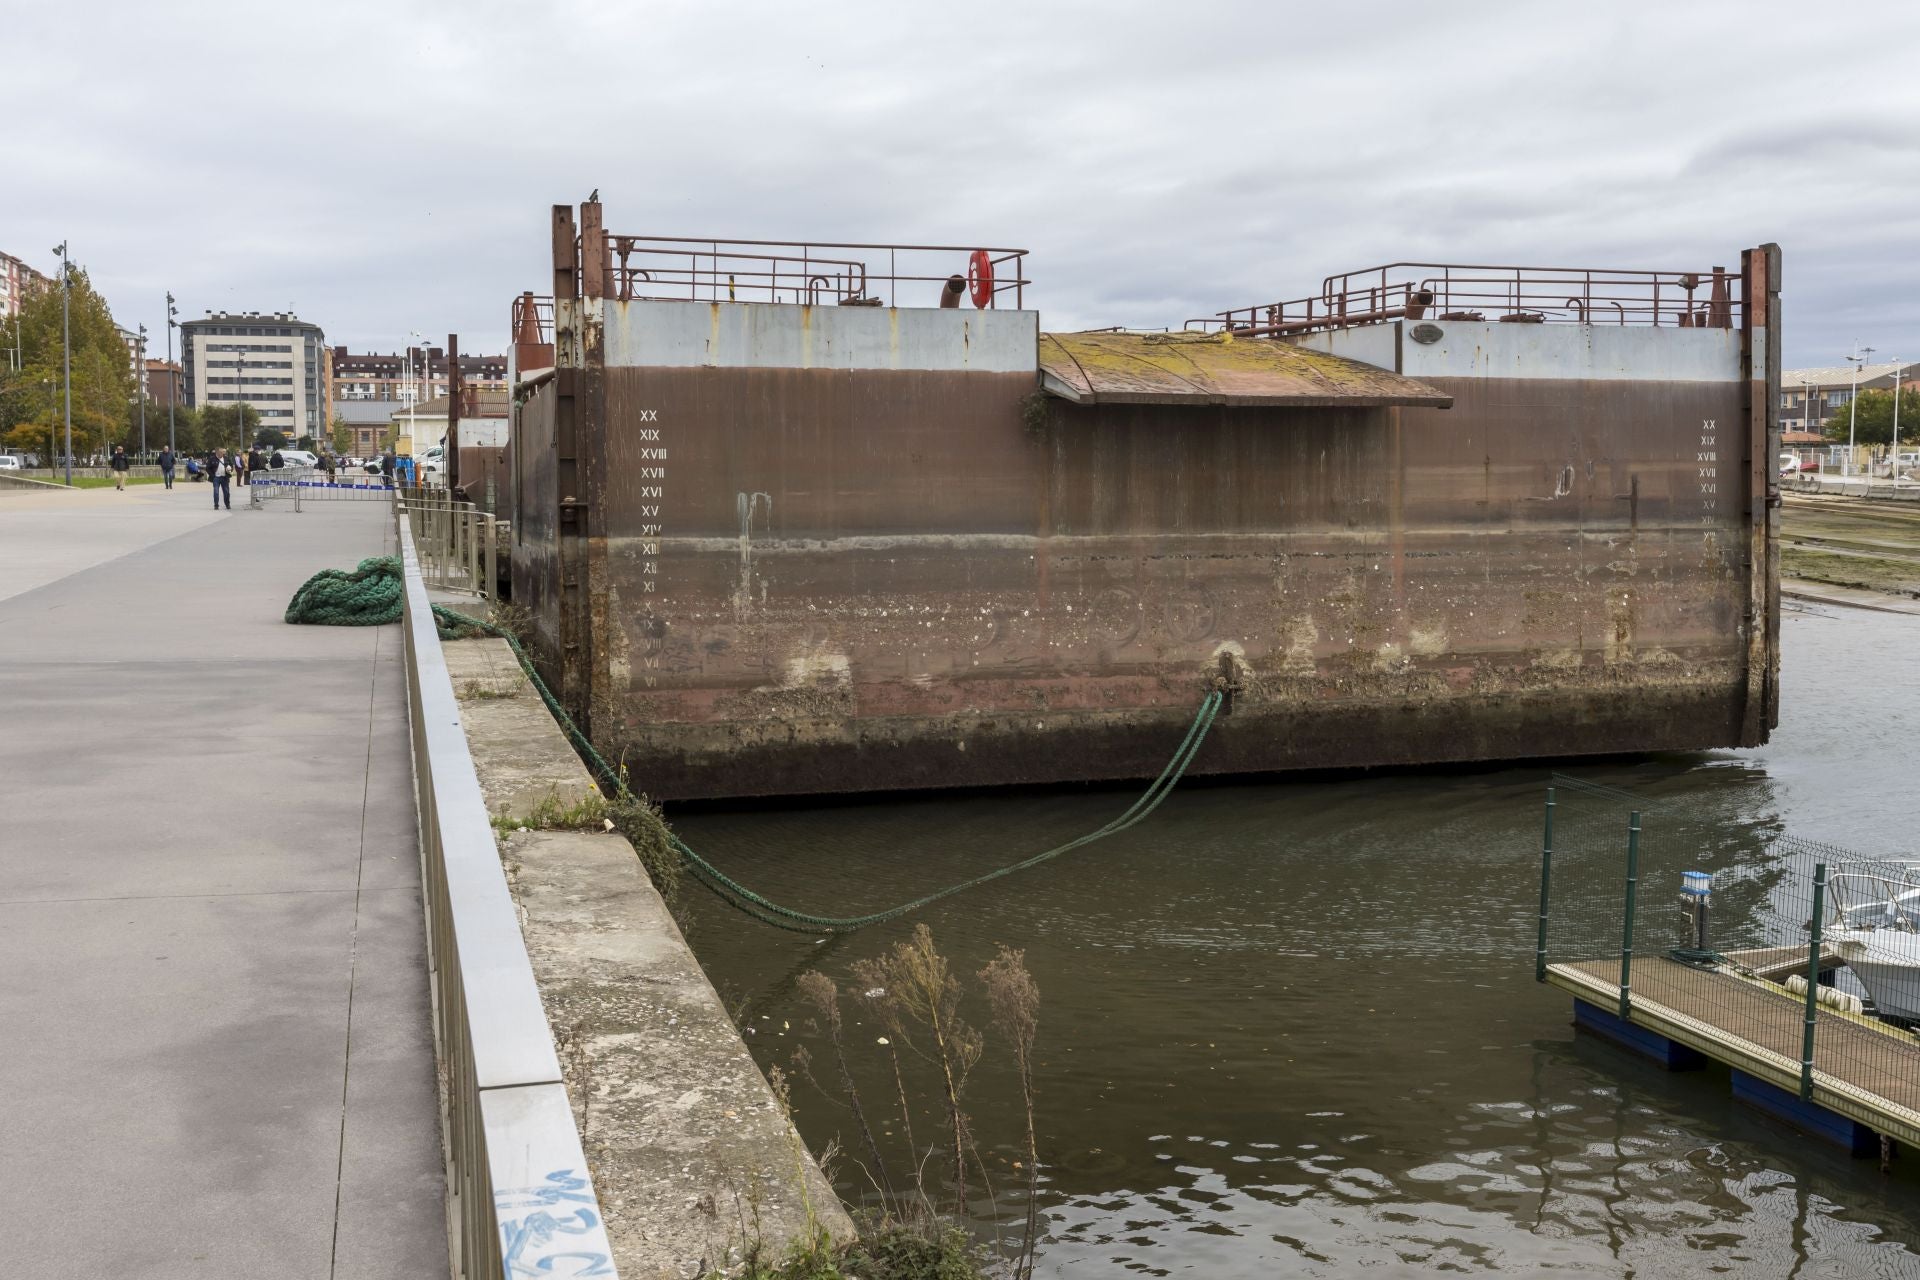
[109,445,131,491]
[207,447,233,510]
[321,450,337,485]
[380,448,396,489]
[158,445,176,490]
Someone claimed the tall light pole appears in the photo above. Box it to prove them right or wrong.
[54,241,71,485]
[165,293,177,455]
[136,324,148,460]
[234,336,248,453]
[1895,361,1904,481]
[1846,345,1875,479]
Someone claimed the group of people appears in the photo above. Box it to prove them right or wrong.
[105,443,395,509]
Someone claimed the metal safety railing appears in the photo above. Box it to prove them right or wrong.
[1199,262,1744,337]
[401,489,508,598]
[512,291,556,348]
[249,465,396,508]
[587,234,1030,310]
[397,514,618,1279]
[1536,777,1920,1125]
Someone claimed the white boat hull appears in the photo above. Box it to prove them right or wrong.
[1831,931,1920,1022]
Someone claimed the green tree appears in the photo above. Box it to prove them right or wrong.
[196,403,261,453]
[254,426,288,449]
[1,373,64,465]
[0,264,133,461]
[1823,387,1920,447]
[329,416,354,454]
[134,402,205,456]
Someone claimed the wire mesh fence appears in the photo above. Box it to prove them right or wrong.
[1537,777,1920,1121]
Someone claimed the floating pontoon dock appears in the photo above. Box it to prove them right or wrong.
[1546,958,1920,1154]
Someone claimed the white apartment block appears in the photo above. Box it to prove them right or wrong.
[180,311,327,437]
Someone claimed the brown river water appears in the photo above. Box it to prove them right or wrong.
[670,602,1920,1278]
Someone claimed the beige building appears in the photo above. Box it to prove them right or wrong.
[180,311,327,439]
[1781,359,1919,434]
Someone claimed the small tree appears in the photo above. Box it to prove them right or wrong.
[197,403,260,452]
[1822,387,1920,448]
[254,426,288,449]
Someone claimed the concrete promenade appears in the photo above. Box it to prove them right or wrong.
[0,487,446,1276]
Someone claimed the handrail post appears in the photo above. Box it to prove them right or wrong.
[484,515,497,600]
[1536,786,1555,982]
[1618,810,1641,1020]
[1801,862,1828,1102]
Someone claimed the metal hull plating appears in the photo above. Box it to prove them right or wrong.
[558,372,1771,800]
[513,239,1780,801]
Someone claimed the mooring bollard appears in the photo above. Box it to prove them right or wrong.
[1801,862,1828,1102]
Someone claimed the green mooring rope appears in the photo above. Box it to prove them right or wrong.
[288,555,1225,932]
[284,556,405,626]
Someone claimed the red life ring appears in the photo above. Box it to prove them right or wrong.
[967,250,994,309]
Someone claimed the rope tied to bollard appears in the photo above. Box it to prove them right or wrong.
[288,557,1226,932]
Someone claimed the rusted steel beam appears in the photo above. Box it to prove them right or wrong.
[580,199,606,301]
[552,206,577,303]
[447,332,461,492]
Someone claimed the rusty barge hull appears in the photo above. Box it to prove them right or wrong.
[512,215,1779,801]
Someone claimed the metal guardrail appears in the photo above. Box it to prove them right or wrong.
[397,515,618,1279]
[1198,262,1744,337]
[249,466,397,508]
[401,490,507,597]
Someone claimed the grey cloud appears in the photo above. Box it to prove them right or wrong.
[9,0,1920,366]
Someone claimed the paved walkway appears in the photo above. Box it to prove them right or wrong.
[0,489,446,1277]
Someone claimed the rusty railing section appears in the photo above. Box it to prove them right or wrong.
[1198,263,1744,337]
[564,233,1029,310]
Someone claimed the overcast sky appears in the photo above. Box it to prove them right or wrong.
[9,0,1919,369]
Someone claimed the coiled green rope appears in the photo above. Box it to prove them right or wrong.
[283,556,404,626]
[290,555,1225,932]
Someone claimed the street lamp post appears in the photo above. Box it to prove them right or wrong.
[165,293,177,455]
[54,241,71,485]
[136,324,148,460]
[1895,361,1904,481]
[1846,345,1875,480]
[234,340,248,453]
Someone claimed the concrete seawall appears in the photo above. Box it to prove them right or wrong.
[444,636,852,1275]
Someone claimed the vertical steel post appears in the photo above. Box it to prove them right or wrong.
[1801,862,1828,1102]
[1618,811,1641,1020]
[484,515,497,600]
[1536,786,1556,982]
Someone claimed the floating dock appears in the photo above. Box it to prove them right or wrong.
[1546,957,1920,1155]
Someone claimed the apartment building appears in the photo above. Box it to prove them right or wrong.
[1,250,51,321]
[179,311,327,438]
[1781,359,1920,434]
[144,359,185,409]
[329,346,506,405]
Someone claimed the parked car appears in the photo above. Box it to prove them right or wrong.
[276,449,319,468]
[0,455,22,471]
